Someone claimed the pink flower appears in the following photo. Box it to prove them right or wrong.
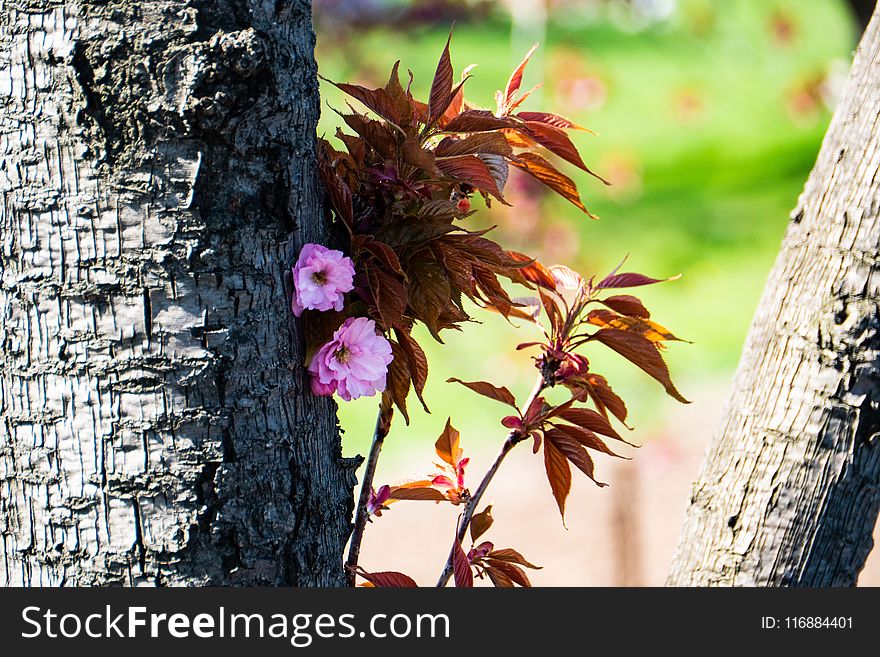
[366,485,392,518]
[307,317,394,401]
[291,243,355,316]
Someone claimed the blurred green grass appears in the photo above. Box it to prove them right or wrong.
[314,0,856,459]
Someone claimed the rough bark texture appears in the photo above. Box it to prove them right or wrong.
[668,9,880,587]
[0,0,356,586]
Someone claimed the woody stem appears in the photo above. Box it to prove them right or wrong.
[435,375,547,587]
[345,408,389,586]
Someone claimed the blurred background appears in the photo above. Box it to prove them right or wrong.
[313,0,880,585]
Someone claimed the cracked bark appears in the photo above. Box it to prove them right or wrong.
[668,7,880,587]
[0,0,356,586]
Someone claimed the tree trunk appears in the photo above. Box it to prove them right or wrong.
[668,8,880,587]
[0,0,355,586]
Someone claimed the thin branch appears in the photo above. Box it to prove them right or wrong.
[345,406,391,586]
[436,375,546,587]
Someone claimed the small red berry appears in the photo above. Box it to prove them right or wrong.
[456,197,471,212]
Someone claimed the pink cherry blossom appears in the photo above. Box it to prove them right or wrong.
[291,243,355,316]
[307,317,393,401]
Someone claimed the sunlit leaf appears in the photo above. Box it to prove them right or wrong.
[447,378,518,408]
[510,152,594,216]
[453,539,474,588]
[543,438,571,520]
[435,418,462,467]
[590,329,690,403]
[470,505,494,543]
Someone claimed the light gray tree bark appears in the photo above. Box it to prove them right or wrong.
[0,0,356,586]
[668,7,880,587]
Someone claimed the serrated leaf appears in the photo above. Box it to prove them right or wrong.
[516,110,593,132]
[590,329,689,403]
[555,407,623,441]
[520,120,608,184]
[387,485,448,502]
[358,570,418,588]
[367,266,406,331]
[393,326,429,411]
[436,155,509,204]
[597,271,678,289]
[429,31,454,125]
[600,294,651,318]
[386,341,411,424]
[506,251,557,289]
[436,132,514,159]
[453,539,474,588]
[586,309,686,344]
[486,567,515,587]
[435,418,462,467]
[510,152,593,216]
[447,378,518,408]
[504,43,539,109]
[552,423,627,458]
[546,428,605,486]
[444,109,520,133]
[478,154,510,193]
[543,438,571,521]
[470,505,494,542]
[574,374,629,426]
[485,560,531,587]
[487,548,541,569]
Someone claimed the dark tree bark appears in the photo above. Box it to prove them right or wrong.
[0,0,356,586]
[668,7,880,587]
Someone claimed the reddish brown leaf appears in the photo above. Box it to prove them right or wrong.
[586,309,685,344]
[444,109,520,133]
[516,111,592,132]
[506,251,557,289]
[510,152,593,216]
[447,378,518,408]
[453,539,474,588]
[317,145,354,228]
[504,43,539,109]
[385,60,414,127]
[357,237,404,275]
[486,567,515,587]
[552,423,626,458]
[555,407,623,441]
[543,438,571,520]
[590,329,689,403]
[485,559,531,587]
[387,485,448,502]
[520,120,608,184]
[539,290,563,336]
[339,112,397,158]
[402,138,438,173]
[479,154,510,194]
[486,548,541,569]
[367,266,407,331]
[578,374,629,426]
[600,294,651,318]
[358,570,418,588]
[434,418,462,467]
[546,428,605,486]
[597,271,677,289]
[393,326,429,410]
[429,32,454,125]
[435,132,514,159]
[328,79,403,126]
[470,505,494,542]
[436,155,509,203]
[386,341,411,423]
